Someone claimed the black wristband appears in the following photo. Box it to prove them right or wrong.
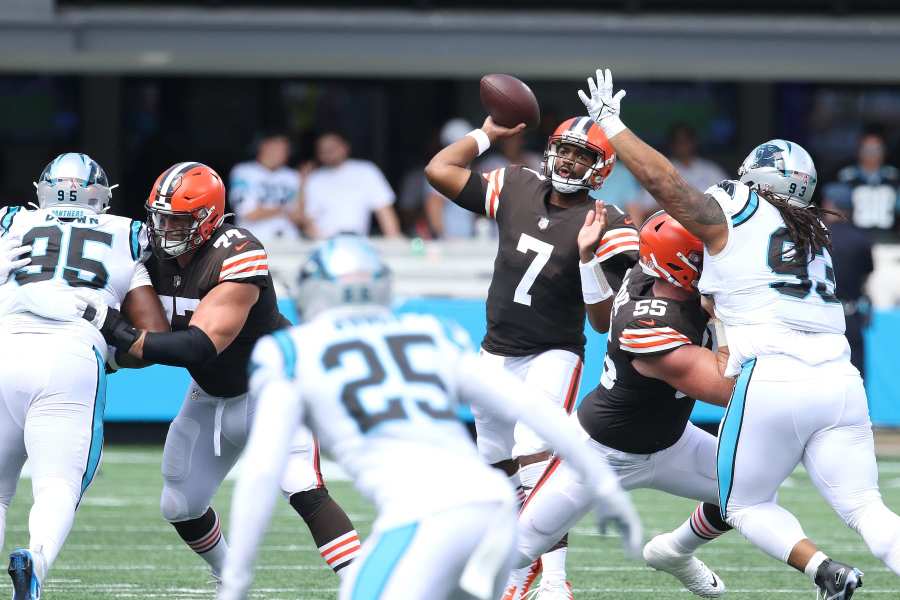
[100,307,141,350]
[142,326,218,368]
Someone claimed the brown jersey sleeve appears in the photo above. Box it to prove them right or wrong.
[451,166,515,220]
[617,302,705,358]
[207,227,271,290]
[595,204,639,288]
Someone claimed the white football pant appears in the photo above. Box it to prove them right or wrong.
[0,332,105,573]
[160,380,324,524]
[472,348,582,463]
[339,500,517,600]
[718,357,900,574]
[514,421,718,565]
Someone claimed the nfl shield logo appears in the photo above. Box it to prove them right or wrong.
[174,275,182,287]
[538,217,549,230]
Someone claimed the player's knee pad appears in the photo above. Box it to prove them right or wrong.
[833,489,884,529]
[160,485,197,523]
[162,417,200,483]
[523,489,581,537]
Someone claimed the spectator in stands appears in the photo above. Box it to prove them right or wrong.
[836,130,900,238]
[229,131,304,242]
[590,163,644,226]
[424,119,479,239]
[822,182,875,379]
[302,131,401,239]
[633,123,726,224]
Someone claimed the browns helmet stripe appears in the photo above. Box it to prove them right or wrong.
[574,116,592,135]
[155,161,201,206]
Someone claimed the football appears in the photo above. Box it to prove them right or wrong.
[479,73,541,129]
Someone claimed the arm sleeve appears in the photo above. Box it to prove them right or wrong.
[221,335,303,599]
[449,170,495,218]
[455,353,618,493]
[142,325,218,367]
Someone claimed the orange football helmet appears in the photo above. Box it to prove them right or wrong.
[638,211,704,291]
[543,116,615,194]
[146,162,226,258]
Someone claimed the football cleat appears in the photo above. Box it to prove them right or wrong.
[8,549,41,600]
[526,580,574,600]
[643,533,725,598]
[815,559,863,600]
[502,559,542,600]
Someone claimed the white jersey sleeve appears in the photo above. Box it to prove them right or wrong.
[224,331,304,599]
[697,181,847,374]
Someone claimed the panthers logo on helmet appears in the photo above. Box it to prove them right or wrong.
[750,142,787,172]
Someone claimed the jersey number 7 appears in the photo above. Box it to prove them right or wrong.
[514,233,554,306]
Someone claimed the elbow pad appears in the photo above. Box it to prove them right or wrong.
[143,326,218,368]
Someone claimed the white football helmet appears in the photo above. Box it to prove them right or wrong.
[34,153,114,217]
[737,139,817,208]
[294,234,392,320]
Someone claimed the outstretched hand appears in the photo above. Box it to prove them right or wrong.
[577,68,627,138]
[577,200,608,262]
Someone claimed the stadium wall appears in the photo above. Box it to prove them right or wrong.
[106,298,900,427]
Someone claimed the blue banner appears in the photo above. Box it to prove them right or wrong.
[105,299,900,426]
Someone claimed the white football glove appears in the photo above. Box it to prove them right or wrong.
[577,68,627,139]
[593,484,643,560]
[0,236,32,283]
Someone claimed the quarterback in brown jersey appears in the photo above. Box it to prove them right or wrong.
[426,115,639,598]
[80,163,360,583]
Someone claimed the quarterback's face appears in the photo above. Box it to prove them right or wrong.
[554,143,596,180]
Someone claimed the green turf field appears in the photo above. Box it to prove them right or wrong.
[4,446,898,599]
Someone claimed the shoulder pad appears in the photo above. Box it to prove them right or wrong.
[705,180,758,227]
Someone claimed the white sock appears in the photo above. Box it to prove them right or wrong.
[804,551,828,582]
[28,478,79,576]
[670,503,730,554]
[540,546,567,585]
[200,536,230,576]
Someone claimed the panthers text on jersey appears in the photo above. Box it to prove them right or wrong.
[0,205,151,360]
[454,166,638,357]
[148,225,290,397]
[697,180,849,376]
[249,308,511,528]
[837,164,900,231]
[577,268,709,454]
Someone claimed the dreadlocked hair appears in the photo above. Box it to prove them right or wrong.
[760,191,842,265]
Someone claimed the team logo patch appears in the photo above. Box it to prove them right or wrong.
[538,217,549,230]
[173,275,181,287]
